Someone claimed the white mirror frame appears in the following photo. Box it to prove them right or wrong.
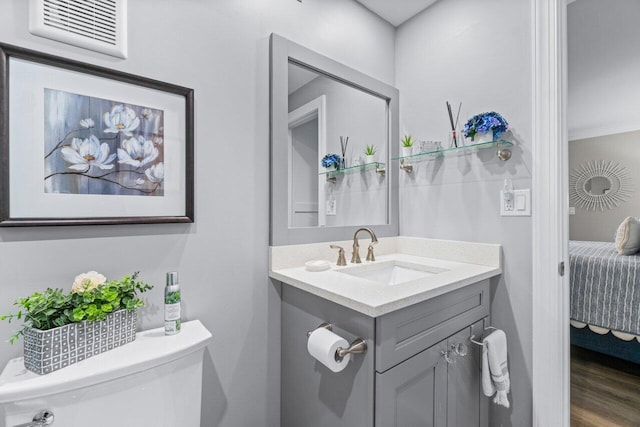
[569,160,632,211]
[269,33,399,246]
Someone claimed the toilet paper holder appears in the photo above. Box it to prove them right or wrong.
[307,322,367,360]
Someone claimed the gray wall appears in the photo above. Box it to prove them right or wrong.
[0,1,395,426]
[569,131,640,242]
[395,0,533,425]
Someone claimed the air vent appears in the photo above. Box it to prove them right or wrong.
[29,0,127,58]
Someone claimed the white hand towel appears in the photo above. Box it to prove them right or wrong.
[481,329,510,408]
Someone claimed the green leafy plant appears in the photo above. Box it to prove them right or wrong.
[0,272,152,344]
[401,135,415,147]
[364,144,376,156]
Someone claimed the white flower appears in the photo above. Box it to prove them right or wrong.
[141,108,154,120]
[152,136,163,146]
[145,162,164,183]
[117,136,159,168]
[71,271,107,293]
[135,178,145,186]
[103,105,140,136]
[79,118,95,129]
[60,135,117,172]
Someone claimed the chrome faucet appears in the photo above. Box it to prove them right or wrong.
[351,227,378,263]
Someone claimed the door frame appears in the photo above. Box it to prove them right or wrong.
[287,95,327,227]
[532,0,570,425]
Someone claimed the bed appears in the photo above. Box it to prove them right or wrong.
[569,240,640,363]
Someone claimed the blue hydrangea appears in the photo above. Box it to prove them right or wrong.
[463,112,509,140]
[321,153,341,168]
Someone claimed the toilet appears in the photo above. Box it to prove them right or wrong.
[0,320,212,427]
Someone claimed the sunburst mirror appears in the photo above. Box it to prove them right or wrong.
[569,160,633,211]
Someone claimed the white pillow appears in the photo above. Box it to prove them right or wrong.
[615,217,640,255]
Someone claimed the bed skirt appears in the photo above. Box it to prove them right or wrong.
[571,321,640,364]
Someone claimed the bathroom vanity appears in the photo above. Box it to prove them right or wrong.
[270,236,501,427]
[269,32,502,427]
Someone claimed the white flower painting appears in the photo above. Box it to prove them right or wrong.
[44,89,165,196]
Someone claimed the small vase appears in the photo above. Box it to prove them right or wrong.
[365,154,375,164]
[472,129,494,144]
[326,164,338,171]
[401,146,413,158]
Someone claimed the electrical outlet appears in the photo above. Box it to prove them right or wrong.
[326,198,336,216]
[501,189,531,216]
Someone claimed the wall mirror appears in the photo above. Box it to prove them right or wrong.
[569,160,633,211]
[270,34,399,245]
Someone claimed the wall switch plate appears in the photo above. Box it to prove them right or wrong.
[501,189,531,216]
[569,207,575,215]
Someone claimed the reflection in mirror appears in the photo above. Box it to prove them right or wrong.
[287,62,389,229]
[270,33,399,245]
[584,176,610,195]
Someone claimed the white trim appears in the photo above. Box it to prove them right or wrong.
[288,95,327,227]
[532,0,570,426]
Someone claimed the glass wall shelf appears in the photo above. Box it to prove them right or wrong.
[319,161,386,183]
[393,140,513,172]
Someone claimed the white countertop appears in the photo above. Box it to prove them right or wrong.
[270,236,502,317]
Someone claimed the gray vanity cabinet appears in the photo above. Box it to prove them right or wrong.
[280,280,490,427]
[375,320,487,427]
[375,339,448,426]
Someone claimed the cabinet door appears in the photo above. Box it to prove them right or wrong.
[375,340,448,427]
[446,320,487,427]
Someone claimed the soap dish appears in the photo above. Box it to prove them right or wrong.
[305,260,331,272]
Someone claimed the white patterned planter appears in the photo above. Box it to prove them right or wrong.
[23,309,137,375]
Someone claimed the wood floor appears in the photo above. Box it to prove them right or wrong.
[571,345,640,426]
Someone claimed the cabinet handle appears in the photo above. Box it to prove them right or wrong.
[451,342,468,357]
[441,349,455,364]
[13,409,54,427]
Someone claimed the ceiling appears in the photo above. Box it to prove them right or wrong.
[355,0,439,27]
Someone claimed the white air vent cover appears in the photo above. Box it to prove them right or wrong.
[29,0,127,58]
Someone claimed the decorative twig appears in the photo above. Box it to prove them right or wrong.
[454,102,462,128]
[44,170,159,194]
[44,128,82,159]
[340,136,349,168]
[446,101,457,147]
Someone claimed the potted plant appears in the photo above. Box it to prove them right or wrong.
[463,111,508,144]
[401,135,415,157]
[364,145,376,164]
[321,153,341,171]
[1,271,152,375]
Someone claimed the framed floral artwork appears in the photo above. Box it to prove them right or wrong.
[0,43,194,226]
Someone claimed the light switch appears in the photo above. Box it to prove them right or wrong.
[501,189,531,216]
[569,207,575,215]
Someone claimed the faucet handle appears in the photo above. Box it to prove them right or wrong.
[330,245,347,266]
[366,243,377,262]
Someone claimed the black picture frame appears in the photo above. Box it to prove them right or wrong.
[0,43,194,226]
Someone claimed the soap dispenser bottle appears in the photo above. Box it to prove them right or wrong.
[164,271,181,335]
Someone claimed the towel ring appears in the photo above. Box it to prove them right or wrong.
[469,326,497,346]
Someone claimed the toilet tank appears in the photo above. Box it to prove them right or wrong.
[0,320,212,427]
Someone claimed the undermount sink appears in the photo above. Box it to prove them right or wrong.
[338,260,447,285]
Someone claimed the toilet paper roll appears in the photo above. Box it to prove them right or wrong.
[307,327,351,373]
